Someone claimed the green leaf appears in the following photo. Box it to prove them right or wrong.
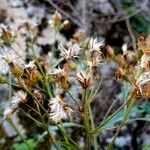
[13,139,35,150]
[143,144,150,150]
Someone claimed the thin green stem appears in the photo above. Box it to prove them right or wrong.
[66,90,80,108]
[6,81,21,88]
[91,92,134,135]
[57,124,81,150]
[83,89,90,150]
[107,98,135,150]
[89,105,98,150]
[60,123,70,150]
[8,119,32,150]
[7,73,32,149]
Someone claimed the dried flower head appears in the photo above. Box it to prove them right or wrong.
[140,54,150,69]
[48,11,62,28]
[49,95,73,123]
[86,52,102,67]
[3,107,17,119]
[88,38,104,52]
[58,43,80,60]
[2,51,20,64]
[73,29,85,42]
[50,67,69,89]
[138,36,150,56]
[24,60,36,69]
[11,90,27,107]
[137,72,150,97]
[76,70,91,89]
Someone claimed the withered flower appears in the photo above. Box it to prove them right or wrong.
[136,72,150,97]
[86,52,102,67]
[48,11,62,28]
[49,95,73,123]
[140,54,150,69]
[3,107,17,119]
[76,70,91,89]
[88,38,104,52]
[50,67,69,90]
[11,90,27,107]
[58,43,80,60]
[3,90,27,119]
[24,60,36,69]
[73,29,85,42]
[138,36,150,56]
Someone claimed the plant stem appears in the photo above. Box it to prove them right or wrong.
[8,73,32,150]
[107,98,135,150]
[90,95,133,135]
[83,89,90,150]
[8,119,32,150]
[66,90,80,107]
[89,105,98,150]
[57,124,81,150]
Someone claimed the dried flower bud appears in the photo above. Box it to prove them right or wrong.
[50,68,69,90]
[115,67,124,80]
[106,46,114,59]
[62,20,71,30]
[137,72,150,97]
[33,90,43,103]
[0,75,6,84]
[76,70,91,89]
[10,64,24,77]
[73,29,85,42]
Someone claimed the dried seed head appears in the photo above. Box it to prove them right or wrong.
[115,66,124,80]
[58,43,80,60]
[11,90,27,107]
[49,95,73,123]
[138,36,150,56]
[24,60,36,69]
[88,38,104,52]
[76,70,91,89]
[73,29,85,42]
[140,54,150,70]
[49,11,62,28]
[3,107,17,119]
[137,72,150,97]
[50,67,69,90]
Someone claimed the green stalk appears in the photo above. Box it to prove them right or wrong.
[66,90,80,107]
[90,96,132,135]
[107,98,135,150]
[89,105,98,150]
[57,124,81,150]
[8,72,32,149]
[60,123,71,150]
[83,89,90,150]
[8,119,32,150]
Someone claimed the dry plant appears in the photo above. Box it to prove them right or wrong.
[0,11,150,150]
